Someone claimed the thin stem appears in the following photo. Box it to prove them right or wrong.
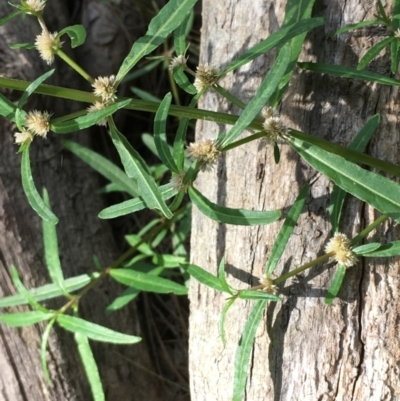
[350,214,389,246]
[55,49,94,83]
[213,84,248,110]
[221,131,265,152]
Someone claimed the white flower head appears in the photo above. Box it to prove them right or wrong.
[14,130,33,145]
[259,277,278,295]
[193,64,220,93]
[169,55,188,71]
[187,139,220,171]
[170,172,190,192]
[25,110,51,138]
[24,0,46,14]
[262,116,287,144]
[35,31,61,65]
[325,233,358,268]
[92,75,117,103]
[87,101,108,126]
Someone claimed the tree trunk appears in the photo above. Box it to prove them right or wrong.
[0,2,162,400]
[190,1,400,400]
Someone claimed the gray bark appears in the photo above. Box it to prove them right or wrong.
[0,2,162,400]
[190,1,400,400]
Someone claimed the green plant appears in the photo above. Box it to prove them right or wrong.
[1,0,400,400]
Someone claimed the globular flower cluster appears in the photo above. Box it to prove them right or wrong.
[169,55,188,71]
[170,172,190,192]
[35,30,61,65]
[325,233,358,268]
[86,101,108,127]
[259,277,278,295]
[261,106,287,144]
[187,139,221,171]
[14,110,52,145]
[193,64,220,93]
[25,0,46,14]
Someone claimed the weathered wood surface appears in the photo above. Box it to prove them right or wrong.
[190,1,400,400]
[0,2,162,400]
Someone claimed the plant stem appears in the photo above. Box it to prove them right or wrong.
[350,214,389,246]
[55,49,94,83]
[213,84,248,110]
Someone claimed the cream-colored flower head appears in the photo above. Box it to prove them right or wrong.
[261,106,279,119]
[262,107,287,144]
[25,110,51,138]
[87,101,108,126]
[14,130,33,145]
[170,172,190,192]
[395,29,400,40]
[35,31,60,65]
[169,55,188,71]
[187,139,220,171]
[325,233,358,268]
[92,75,117,103]
[193,64,219,93]
[259,277,278,295]
[25,0,46,13]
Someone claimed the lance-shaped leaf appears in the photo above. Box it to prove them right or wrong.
[42,188,65,291]
[358,37,395,70]
[0,273,100,307]
[189,186,281,226]
[232,300,266,401]
[154,93,179,172]
[0,11,21,26]
[99,184,177,219]
[0,311,54,327]
[356,240,400,257]
[218,257,233,295]
[75,333,105,401]
[220,298,236,346]
[21,146,59,224]
[59,25,87,48]
[51,99,131,134]
[287,136,400,222]
[41,319,56,384]
[108,120,173,218]
[57,315,141,344]
[181,263,226,293]
[238,290,281,302]
[110,268,188,295]
[172,68,197,94]
[0,91,20,120]
[116,0,198,82]
[265,184,308,276]
[325,265,346,304]
[353,243,382,255]
[173,11,193,54]
[333,19,379,35]
[223,17,325,75]
[221,44,291,147]
[62,140,138,197]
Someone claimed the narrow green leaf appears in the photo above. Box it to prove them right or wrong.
[99,184,177,219]
[232,300,266,401]
[0,10,21,26]
[328,114,380,233]
[172,68,197,94]
[238,290,281,301]
[357,240,400,257]
[62,140,138,197]
[223,17,325,75]
[333,19,379,35]
[57,314,141,344]
[116,0,198,82]
[173,12,193,54]
[154,93,179,172]
[8,42,35,49]
[51,99,131,134]
[189,186,281,226]
[151,254,187,268]
[181,263,226,293]
[357,37,395,70]
[21,146,59,224]
[353,243,382,255]
[10,265,49,312]
[125,233,154,256]
[0,91,20,120]
[42,188,65,292]
[0,311,54,327]
[266,184,308,276]
[221,44,291,147]
[218,257,233,295]
[273,142,280,164]
[108,121,173,218]
[220,298,236,347]
[288,136,400,222]
[390,38,400,74]
[75,333,105,401]
[0,273,100,307]
[325,265,346,304]
[110,268,188,295]
[41,319,56,384]
[130,86,161,102]
[298,62,400,86]
[59,25,87,48]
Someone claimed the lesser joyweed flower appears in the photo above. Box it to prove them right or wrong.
[170,172,190,192]
[92,75,117,103]
[259,277,278,295]
[87,102,108,126]
[25,110,51,138]
[193,64,220,93]
[262,106,287,144]
[25,0,46,13]
[169,55,188,71]
[187,139,220,171]
[14,130,33,145]
[35,31,61,65]
[325,233,358,268]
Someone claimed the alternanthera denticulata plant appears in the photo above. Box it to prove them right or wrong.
[1,0,400,400]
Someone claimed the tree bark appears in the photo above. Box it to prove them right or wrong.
[0,2,162,400]
[190,1,400,400]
